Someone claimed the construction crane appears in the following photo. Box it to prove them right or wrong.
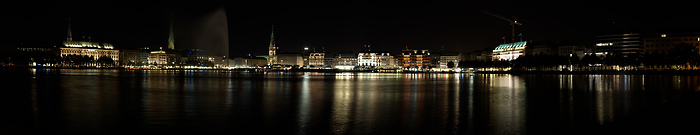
[482,11,522,43]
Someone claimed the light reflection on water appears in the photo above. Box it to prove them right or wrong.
[5,69,700,134]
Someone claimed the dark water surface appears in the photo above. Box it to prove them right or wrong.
[1,69,699,134]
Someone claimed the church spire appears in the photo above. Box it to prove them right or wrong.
[268,25,277,65]
[269,25,275,47]
[67,18,72,41]
[167,14,175,50]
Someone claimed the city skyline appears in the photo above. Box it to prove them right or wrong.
[3,1,700,56]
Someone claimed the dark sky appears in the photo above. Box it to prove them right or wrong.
[3,1,700,57]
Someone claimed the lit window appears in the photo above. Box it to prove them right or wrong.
[661,34,666,37]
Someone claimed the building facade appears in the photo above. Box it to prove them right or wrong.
[119,49,141,65]
[558,45,585,59]
[439,53,461,68]
[492,41,527,61]
[232,57,267,68]
[398,49,431,68]
[308,52,325,67]
[594,33,641,56]
[642,32,700,54]
[358,52,393,67]
[59,41,119,64]
[277,53,303,66]
[148,50,177,65]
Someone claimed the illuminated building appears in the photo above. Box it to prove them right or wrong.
[330,53,357,69]
[59,20,118,65]
[398,49,431,68]
[642,32,700,54]
[148,50,176,65]
[268,25,278,65]
[558,46,585,58]
[60,41,119,63]
[358,51,393,67]
[277,53,303,66]
[525,41,556,56]
[232,56,267,68]
[594,33,641,56]
[16,45,60,66]
[181,49,215,65]
[119,49,141,65]
[308,52,325,68]
[438,52,461,68]
[492,41,527,61]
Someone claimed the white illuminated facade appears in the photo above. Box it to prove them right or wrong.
[148,51,176,65]
[59,41,119,63]
[439,54,460,68]
[63,41,114,49]
[358,52,393,67]
[309,52,325,67]
[331,53,358,69]
[492,41,527,61]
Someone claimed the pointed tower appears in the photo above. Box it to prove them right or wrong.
[67,19,73,41]
[167,14,175,50]
[268,25,277,65]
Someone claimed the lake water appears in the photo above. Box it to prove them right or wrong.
[1,69,699,134]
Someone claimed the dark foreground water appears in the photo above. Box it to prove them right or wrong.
[1,69,699,134]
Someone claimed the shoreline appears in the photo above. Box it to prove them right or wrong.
[478,70,700,75]
[3,67,700,75]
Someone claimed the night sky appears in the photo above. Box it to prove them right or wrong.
[3,1,700,57]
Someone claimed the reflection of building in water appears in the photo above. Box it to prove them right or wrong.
[331,76,354,135]
[488,74,526,134]
[588,75,637,125]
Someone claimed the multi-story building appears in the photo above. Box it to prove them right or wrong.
[558,46,585,58]
[181,49,215,65]
[492,41,527,61]
[594,33,641,56]
[308,52,325,68]
[231,56,267,68]
[358,51,393,67]
[148,50,177,65]
[330,53,357,69]
[59,41,119,64]
[642,32,700,54]
[473,48,494,61]
[398,49,431,68]
[277,53,303,66]
[439,52,461,68]
[119,49,141,65]
[16,45,60,66]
